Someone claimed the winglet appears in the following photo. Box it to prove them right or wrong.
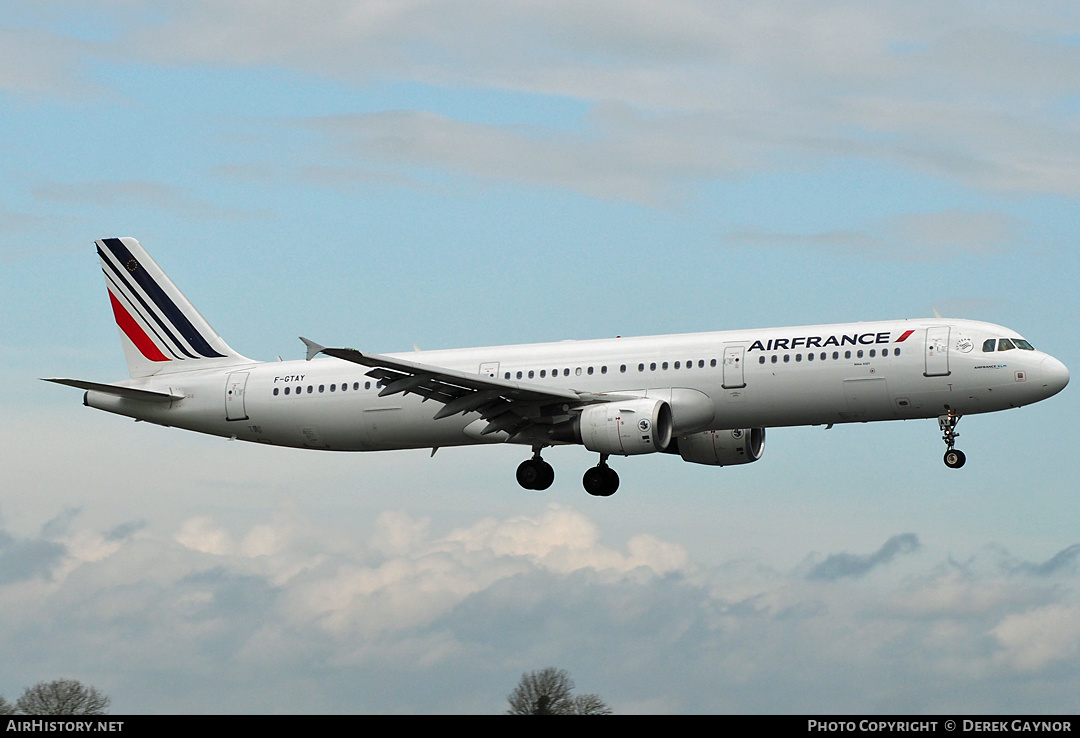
[299,337,325,362]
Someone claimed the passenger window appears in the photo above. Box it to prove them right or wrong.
[869,350,875,358]
[330,384,336,392]
[528,370,534,379]
[807,353,814,361]
[540,370,546,378]
[832,352,839,360]
[662,362,668,370]
[650,362,657,371]
[587,367,593,375]
[564,368,570,377]
[282,387,288,395]
[674,361,680,369]
[759,356,765,364]
[273,387,279,396]
[783,355,790,363]
[353,382,359,390]
[710,359,717,367]
[516,371,522,379]
[576,367,582,376]
[638,364,644,372]
[771,355,778,364]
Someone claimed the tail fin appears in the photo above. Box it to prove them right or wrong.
[97,237,254,378]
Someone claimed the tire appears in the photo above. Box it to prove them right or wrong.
[516,459,542,489]
[943,449,966,469]
[583,466,619,496]
[536,461,555,490]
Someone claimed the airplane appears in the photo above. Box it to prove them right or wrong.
[46,237,1070,497]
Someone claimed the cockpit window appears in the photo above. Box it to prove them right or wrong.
[984,337,1035,352]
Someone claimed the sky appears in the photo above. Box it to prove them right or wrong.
[1,1,1079,715]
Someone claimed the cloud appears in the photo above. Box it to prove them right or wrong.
[806,533,921,581]
[0,530,67,585]
[993,604,1080,671]
[727,209,1019,260]
[31,180,268,220]
[0,26,101,98]
[1002,543,1080,578]
[1,503,1077,713]
[11,2,1080,199]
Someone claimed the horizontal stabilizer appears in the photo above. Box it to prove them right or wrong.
[42,378,184,403]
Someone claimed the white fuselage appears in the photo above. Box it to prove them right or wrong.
[85,318,1069,453]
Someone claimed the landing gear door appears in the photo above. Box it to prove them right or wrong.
[924,326,951,377]
[722,345,747,389]
[226,371,250,421]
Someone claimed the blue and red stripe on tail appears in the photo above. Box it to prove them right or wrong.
[97,237,252,378]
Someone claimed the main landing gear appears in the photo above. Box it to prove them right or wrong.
[516,448,555,490]
[939,409,966,469]
[582,454,620,497]
[515,450,621,496]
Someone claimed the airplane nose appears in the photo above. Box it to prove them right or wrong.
[1038,355,1070,398]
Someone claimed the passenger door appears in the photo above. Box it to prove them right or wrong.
[924,327,951,377]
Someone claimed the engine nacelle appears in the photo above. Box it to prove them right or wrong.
[670,427,765,466]
[576,398,673,456]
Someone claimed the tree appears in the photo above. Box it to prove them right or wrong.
[506,667,612,715]
[0,695,13,715]
[15,679,110,716]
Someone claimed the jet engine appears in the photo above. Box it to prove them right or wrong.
[555,398,673,455]
[667,427,765,466]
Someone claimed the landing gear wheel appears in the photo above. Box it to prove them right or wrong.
[943,449,966,469]
[938,410,966,470]
[583,465,619,497]
[535,461,555,490]
[516,458,555,490]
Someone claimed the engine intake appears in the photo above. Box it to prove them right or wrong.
[556,398,673,455]
[669,427,765,466]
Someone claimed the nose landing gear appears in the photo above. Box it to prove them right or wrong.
[939,410,966,469]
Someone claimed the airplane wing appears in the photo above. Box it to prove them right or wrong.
[300,338,624,437]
